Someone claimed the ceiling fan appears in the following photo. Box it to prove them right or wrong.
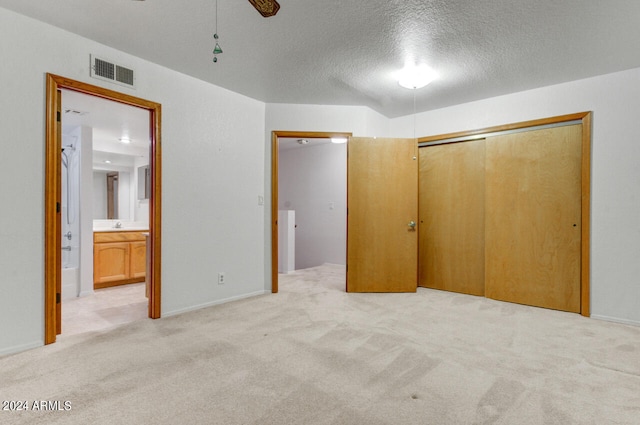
[247,0,280,17]
[131,0,280,17]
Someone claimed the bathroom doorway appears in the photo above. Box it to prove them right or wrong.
[45,74,162,344]
[60,89,148,336]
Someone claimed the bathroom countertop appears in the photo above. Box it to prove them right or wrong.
[93,227,150,232]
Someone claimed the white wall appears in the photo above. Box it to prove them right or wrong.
[279,142,347,269]
[266,103,390,137]
[390,68,640,326]
[118,171,132,220]
[0,7,266,355]
[79,127,94,298]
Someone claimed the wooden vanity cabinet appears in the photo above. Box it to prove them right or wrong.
[130,241,147,279]
[94,231,147,289]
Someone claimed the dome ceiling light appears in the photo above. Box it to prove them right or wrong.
[397,63,437,90]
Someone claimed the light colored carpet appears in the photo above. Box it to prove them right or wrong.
[1,264,639,424]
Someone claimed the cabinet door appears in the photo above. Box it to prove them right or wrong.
[94,242,130,285]
[130,241,147,279]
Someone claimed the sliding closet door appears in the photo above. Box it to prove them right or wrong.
[485,125,582,312]
[347,137,418,292]
[419,140,486,296]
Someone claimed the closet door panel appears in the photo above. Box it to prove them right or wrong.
[419,140,486,296]
[485,125,582,312]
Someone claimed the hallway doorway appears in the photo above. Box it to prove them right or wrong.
[270,131,351,293]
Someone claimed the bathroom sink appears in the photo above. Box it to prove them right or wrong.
[93,221,149,232]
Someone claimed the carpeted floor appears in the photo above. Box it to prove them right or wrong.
[1,264,639,424]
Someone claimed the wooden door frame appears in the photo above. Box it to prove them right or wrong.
[270,131,352,293]
[45,74,162,344]
[418,111,592,317]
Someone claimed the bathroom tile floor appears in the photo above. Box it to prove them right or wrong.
[60,283,148,338]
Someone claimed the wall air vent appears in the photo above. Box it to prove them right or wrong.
[90,55,136,89]
[116,66,134,86]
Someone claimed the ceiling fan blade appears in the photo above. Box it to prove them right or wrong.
[248,0,280,17]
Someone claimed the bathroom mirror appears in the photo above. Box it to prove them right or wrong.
[93,169,131,220]
[137,165,150,200]
[106,171,119,219]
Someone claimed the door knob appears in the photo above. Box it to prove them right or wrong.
[408,221,416,229]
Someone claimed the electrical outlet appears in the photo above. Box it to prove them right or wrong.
[218,272,225,285]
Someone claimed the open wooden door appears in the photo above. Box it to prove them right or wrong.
[346,137,418,292]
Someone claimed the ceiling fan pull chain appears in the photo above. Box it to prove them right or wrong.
[213,33,223,63]
[213,0,223,62]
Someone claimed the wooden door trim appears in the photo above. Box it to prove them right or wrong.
[45,74,162,344]
[418,112,591,144]
[579,112,592,317]
[270,131,352,293]
[418,111,592,317]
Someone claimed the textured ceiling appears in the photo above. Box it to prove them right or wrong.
[2,0,640,117]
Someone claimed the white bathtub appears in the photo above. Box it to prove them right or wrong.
[62,267,79,300]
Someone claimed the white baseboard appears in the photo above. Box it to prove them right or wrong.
[0,340,43,357]
[591,314,640,327]
[163,290,270,318]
